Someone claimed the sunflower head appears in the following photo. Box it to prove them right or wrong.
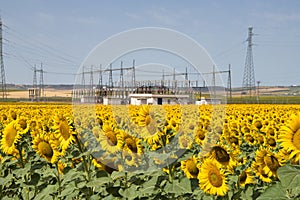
[198,158,229,196]
[1,120,21,156]
[181,156,199,179]
[32,133,60,164]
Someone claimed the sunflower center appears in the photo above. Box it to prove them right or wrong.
[239,171,247,184]
[230,136,239,145]
[196,129,205,140]
[145,115,151,126]
[5,125,18,147]
[293,129,300,150]
[208,170,223,187]
[267,138,276,147]
[125,137,137,153]
[254,121,263,129]
[18,119,27,130]
[212,146,230,163]
[264,155,279,172]
[146,121,157,135]
[186,160,199,176]
[106,131,117,146]
[38,141,53,158]
[59,120,70,140]
[180,137,189,148]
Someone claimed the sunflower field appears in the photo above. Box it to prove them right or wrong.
[1,103,300,200]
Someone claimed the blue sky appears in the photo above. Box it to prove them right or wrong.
[1,0,300,86]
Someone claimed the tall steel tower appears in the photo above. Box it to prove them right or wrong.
[242,26,256,96]
[0,17,7,100]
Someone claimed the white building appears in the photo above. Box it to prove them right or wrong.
[129,94,189,105]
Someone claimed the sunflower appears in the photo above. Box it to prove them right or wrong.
[198,158,229,196]
[254,148,283,178]
[252,162,272,183]
[238,168,254,187]
[1,120,22,156]
[194,127,206,146]
[209,145,237,170]
[98,123,121,153]
[178,133,193,149]
[92,157,122,174]
[279,113,300,162]
[52,113,75,153]
[32,133,60,164]
[181,156,199,179]
[120,132,143,155]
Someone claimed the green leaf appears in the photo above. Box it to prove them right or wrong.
[60,186,76,197]
[110,171,126,181]
[256,183,287,200]
[86,177,111,187]
[165,179,192,195]
[119,185,139,199]
[278,164,300,189]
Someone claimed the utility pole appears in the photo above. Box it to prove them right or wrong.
[227,64,232,103]
[257,81,261,103]
[212,65,216,99]
[90,65,94,89]
[98,64,102,87]
[81,66,86,89]
[132,59,136,89]
[0,17,7,100]
[39,63,44,98]
[108,63,113,88]
[242,26,256,98]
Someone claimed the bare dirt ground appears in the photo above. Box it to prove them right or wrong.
[7,89,72,99]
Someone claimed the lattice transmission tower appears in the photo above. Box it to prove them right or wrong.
[0,17,7,100]
[242,26,256,96]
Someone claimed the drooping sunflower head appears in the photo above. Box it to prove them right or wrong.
[254,148,282,177]
[238,168,254,187]
[198,158,229,196]
[181,156,199,179]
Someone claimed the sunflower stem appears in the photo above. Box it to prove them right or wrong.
[74,134,92,197]
[17,143,24,168]
[55,162,62,199]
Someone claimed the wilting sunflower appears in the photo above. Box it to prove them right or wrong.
[52,114,75,153]
[279,113,300,162]
[198,158,229,196]
[32,133,60,164]
[238,168,254,187]
[181,155,199,179]
[1,120,22,156]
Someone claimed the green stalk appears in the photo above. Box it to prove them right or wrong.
[56,162,62,200]
[74,134,92,198]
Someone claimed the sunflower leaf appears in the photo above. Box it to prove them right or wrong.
[256,182,287,200]
[277,164,300,189]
